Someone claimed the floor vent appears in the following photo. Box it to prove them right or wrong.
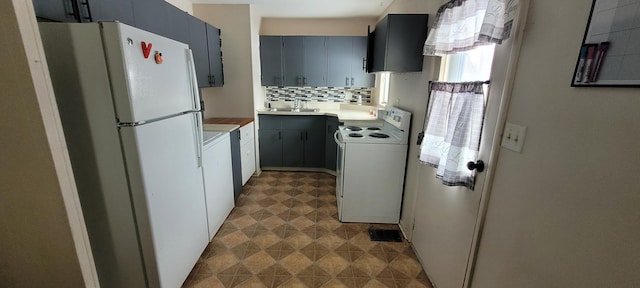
[368,229,402,242]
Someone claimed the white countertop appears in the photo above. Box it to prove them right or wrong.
[256,108,378,121]
[203,124,240,132]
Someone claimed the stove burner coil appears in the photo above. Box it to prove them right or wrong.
[345,126,363,132]
[348,133,364,138]
[366,127,381,131]
[369,133,390,138]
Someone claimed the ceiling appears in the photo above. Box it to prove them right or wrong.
[191,0,394,18]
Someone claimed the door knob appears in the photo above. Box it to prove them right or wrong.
[466,160,485,172]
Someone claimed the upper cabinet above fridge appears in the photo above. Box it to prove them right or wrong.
[32,0,224,88]
[367,14,429,73]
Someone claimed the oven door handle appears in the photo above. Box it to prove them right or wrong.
[334,130,343,147]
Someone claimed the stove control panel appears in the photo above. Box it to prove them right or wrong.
[382,107,411,132]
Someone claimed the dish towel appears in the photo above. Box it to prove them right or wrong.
[419,81,486,190]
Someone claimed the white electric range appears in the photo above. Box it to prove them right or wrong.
[333,107,411,223]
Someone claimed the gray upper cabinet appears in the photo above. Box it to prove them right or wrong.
[283,37,304,86]
[188,16,210,88]
[188,17,224,88]
[90,0,135,26]
[369,14,429,73]
[206,25,224,87]
[165,3,190,44]
[260,35,370,87]
[327,36,373,87]
[33,0,83,22]
[33,0,134,24]
[131,0,168,36]
[327,37,352,87]
[260,36,283,86]
[351,37,374,87]
[303,37,327,87]
[32,0,224,87]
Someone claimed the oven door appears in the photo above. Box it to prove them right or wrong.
[334,130,345,220]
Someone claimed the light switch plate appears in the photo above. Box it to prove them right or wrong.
[501,122,527,153]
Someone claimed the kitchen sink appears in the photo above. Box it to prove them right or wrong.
[268,108,319,112]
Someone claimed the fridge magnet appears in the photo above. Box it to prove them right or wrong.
[571,0,640,87]
[141,41,152,59]
[154,52,163,64]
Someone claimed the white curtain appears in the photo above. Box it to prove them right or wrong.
[419,82,485,190]
[423,0,519,55]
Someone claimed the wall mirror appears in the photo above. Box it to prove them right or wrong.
[571,0,640,87]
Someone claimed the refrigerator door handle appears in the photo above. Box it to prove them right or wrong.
[186,49,201,111]
[193,112,203,168]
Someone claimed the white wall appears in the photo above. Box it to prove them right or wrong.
[1,0,97,286]
[165,0,193,14]
[380,0,445,240]
[194,4,256,118]
[471,0,640,286]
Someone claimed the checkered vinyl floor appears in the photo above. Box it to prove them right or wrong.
[182,171,432,288]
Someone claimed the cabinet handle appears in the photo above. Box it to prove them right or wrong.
[362,58,366,70]
[345,77,349,86]
[69,0,81,22]
[351,77,354,86]
[305,132,309,140]
[300,132,304,140]
[79,0,93,22]
[278,131,281,140]
[303,77,307,85]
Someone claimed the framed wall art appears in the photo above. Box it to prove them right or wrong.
[571,0,640,87]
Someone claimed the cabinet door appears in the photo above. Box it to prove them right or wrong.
[206,24,224,87]
[241,140,255,184]
[89,0,135,26]
[326,36,353,87]
[351,37,375,87]
[187,16,210,88]
[303,117,326,168]
[229,129,243,201]
[282,130,304,167]
[164,3,189,44]
[131,0,168,36]
[303,36,326,87]
[33,0,80,22]
[259,130,283,167]
[260,36,283,86]
[371,16,389,72]
[325,116,339,170]
[283,36,304,86]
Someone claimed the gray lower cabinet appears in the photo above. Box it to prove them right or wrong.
[259,115,326,168]
[258,129,283,167]
[229,129,243,201]
[325,116,339,171]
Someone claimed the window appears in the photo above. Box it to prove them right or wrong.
[439,44,496,82]
[378,72,391,106]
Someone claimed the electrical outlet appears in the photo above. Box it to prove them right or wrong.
[501,122,527,153]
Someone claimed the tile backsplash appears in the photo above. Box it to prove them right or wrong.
[266,86,372,104]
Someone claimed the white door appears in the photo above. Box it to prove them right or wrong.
[101,22,199,123]
[119,112,208,288]
[411,4,528,288]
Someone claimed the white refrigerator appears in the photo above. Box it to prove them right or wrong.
[40,22,208,288]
